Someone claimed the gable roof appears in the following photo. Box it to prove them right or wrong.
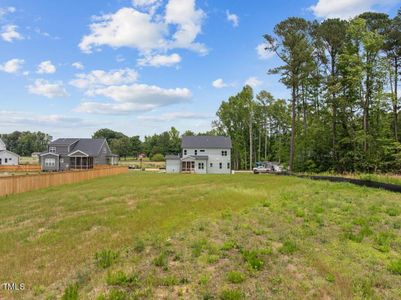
[181,136,232,149]
[0,149,20,157]
[50,138,79,146]
[69,138,107,156]
[0,138,6,151]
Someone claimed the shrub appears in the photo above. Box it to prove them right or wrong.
[198,274,210,286]
[95,250,118,269]
[221,241,237,251]
[106,289,128,300]
[279,240,297,254]
[133,238,145,253]
[242,250,264,270]
[153,252,168,269]
[219,289,244,300]
[374,232,394,253]
[388,259,401,275]
[227,271,245,284]
[61,283,79,300]
[151,153,164,162]
[386,207,399,217]
[161,275,179,286]
[106,271,140,286]
[192,239,208,257]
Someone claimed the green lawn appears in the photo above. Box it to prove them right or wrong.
[0,172,400,299]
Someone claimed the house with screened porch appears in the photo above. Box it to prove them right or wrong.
[40,138,118,171]
[165,136,232,174]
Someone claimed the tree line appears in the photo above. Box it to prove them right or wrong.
[215,10,401,172]
[92,127,218,160]
[0,131,52,156]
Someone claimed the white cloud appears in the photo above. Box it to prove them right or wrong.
[28,79,69,98]
[80,1,207,56]
[37,60,56,74]
[87,83,191,104]
[137,53,181,67]
[165,0,207,54]
[72,62,84,70]
[138,111,211,121]
[256,43,274,60]
[75,102,159,114]
[0,58,24,73]
[0,6,16,18]
[70,68,139,89]
[310,0,396,19]
[76,83,191,114]
[132,0,160,6]
[0,110,103,128]
[1,24,23,42]
[132,0,161,14]
[245,76,262,88]
[79,7,167,54]
[226,10,239,27]
[212,78,232,89]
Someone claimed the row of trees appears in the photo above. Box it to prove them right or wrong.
[92,127,217,159]
[215,10,401,172]
[0,131,52,156]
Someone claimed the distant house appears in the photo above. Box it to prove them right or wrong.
[40,138,118,171]
[31,152,41,158]
[0,138,20,166]
[166,136,232,174]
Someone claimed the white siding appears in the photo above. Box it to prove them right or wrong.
[0,139,6,151]
[0,151,19,166]
[183,148,231,174]
[195,160,207,174]
[166,159,181,173]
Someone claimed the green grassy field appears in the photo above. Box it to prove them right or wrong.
[0,173,400,299]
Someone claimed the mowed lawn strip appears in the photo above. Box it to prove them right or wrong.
[0,172,400,299]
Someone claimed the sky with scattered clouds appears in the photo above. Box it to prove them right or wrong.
[1,0,400,138]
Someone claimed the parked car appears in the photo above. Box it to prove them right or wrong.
[253,165,273,174]
[253,162,284,174]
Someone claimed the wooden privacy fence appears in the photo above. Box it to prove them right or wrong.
[0,166,128,197]
[0,165,41,172]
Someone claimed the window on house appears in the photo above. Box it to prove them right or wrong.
[0,158,2,164]
[44,158,56,167]
[198,162,204,170]
[103,147,107,154]
[221,150,228,156]
[9,158,12,161]
[4,158,7,163]
[184,149,187,155]
[227,162,230,169]
[49,147,56,153]
[200,149,205,152]
[210,163,213,168]
[60,158,64,163]
[219,162,222,169]
[194,150,198,155]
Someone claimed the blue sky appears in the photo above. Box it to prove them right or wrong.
[1,0,400,139]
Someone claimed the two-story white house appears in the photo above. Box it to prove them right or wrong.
[165,136,232,174]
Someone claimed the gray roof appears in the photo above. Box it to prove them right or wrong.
[50,138,79,146]
[181,136,232,149]
[69,139,107,156]
[0,149,20,157]
[165,155,181,160]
